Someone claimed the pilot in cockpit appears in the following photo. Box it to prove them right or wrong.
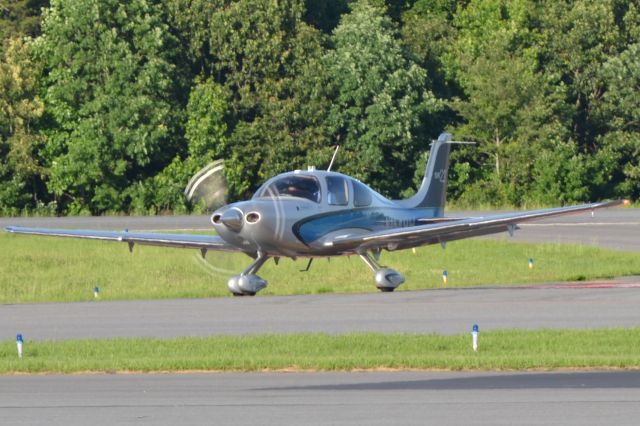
[286,185,306,199]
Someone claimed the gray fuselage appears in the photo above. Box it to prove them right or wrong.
[211,170,441,258]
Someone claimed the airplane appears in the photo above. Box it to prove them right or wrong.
[4,133,624,296]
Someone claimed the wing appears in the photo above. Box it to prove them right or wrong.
[322,200,624,252]
[4,226,241,253]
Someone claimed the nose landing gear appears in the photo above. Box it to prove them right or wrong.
[228,251,270,296]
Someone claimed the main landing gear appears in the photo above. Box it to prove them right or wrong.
[358,251,405,292]
[227,250,405,296]
[227,251,269,296]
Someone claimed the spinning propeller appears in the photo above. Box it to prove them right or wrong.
[184,159,228,212]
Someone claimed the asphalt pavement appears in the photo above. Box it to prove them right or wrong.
[2,371,640,426]
[2,209,639,425]
[2,281,640,341]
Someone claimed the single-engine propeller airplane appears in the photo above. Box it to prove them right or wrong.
[5,133,624,296]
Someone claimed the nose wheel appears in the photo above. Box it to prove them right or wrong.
[228,251,270,296]
[358,251,405,292]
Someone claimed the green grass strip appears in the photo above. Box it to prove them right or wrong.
[2,329,640,373]
[2,232,640,303]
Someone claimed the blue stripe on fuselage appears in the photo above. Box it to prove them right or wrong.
[292,207,441,244]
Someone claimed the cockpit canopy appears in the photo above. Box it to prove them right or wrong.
[253,171,387,207]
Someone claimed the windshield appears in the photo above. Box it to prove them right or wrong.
[259,175,321,203]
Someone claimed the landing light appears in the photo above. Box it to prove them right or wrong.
[246,212,261,224]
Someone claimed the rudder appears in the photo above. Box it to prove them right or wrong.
[396,132,453,214]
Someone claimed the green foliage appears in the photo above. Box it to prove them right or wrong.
[208,0,306,115]
[165,0,222,77]
[319,0,440,196]
[0,37,47,214]
[203,0,328,198]
[36,0,188,214]
[447,0,567,205]
[0,0,48,55]
[402,0,459,98]
[1,0,640,214]
[304,0,350,33]
[593,42,640,199]
[537,0,636,150]
[525,141,590,205]
[595,132,640,200]
[133,79,230,213]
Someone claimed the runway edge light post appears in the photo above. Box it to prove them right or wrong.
[472,325,479,352]
[16,333,23,358]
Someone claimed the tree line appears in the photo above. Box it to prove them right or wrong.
[1,0,638,215]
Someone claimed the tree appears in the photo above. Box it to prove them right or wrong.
[0,37,47,214]
[401,0,459,99]
[537,0,637,152]
[203,0,328,199]
[446,0,585,206]
[0,0,49,54]
[534,0,640,201]
[319,0,439,197]
[304,0,350,33]
[37,0,188,214]
[593,42,640,199]
[165,0,221,77]
[138,78,230,213]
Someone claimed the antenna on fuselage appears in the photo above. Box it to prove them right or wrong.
[327,145,340,172]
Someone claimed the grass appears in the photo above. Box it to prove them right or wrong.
[1,329,640,373]
[1,232,640,303]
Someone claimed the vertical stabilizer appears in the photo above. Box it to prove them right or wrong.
[395,132,453,215]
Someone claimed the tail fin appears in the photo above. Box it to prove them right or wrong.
[396,132,453,215]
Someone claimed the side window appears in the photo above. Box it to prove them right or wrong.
[326,176,349,205]
[353,180,372,207]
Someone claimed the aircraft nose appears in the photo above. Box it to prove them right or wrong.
[220,208,243,232]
